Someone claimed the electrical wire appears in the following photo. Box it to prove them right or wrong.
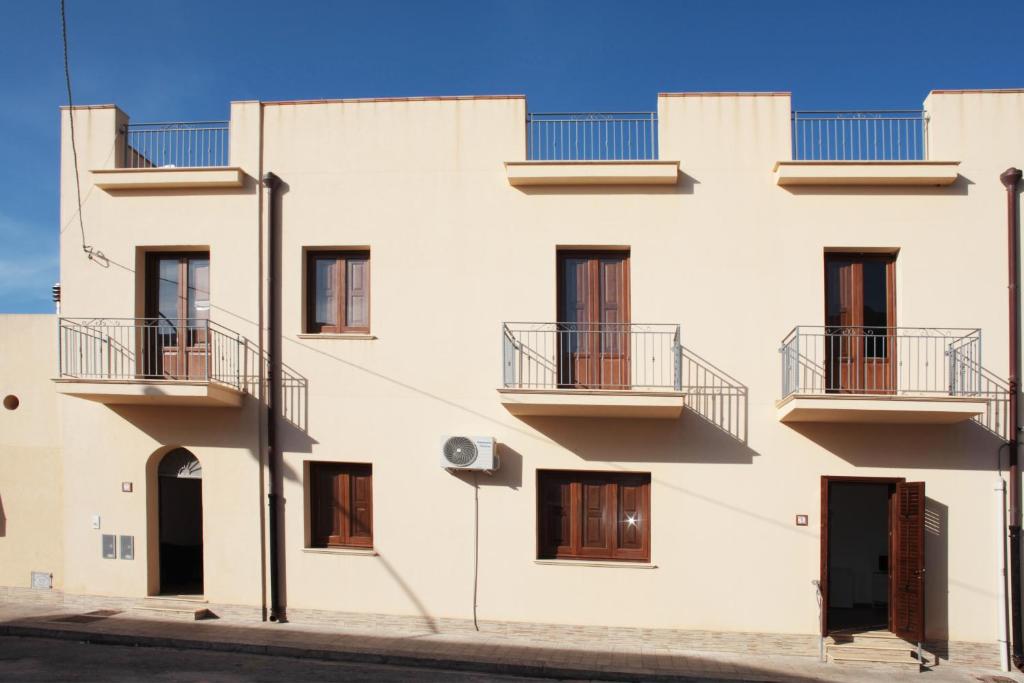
[60,0,91,255]
[473,472,480,631]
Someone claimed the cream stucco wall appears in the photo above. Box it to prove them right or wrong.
[0,315,63,589]
[6,89,1017,647]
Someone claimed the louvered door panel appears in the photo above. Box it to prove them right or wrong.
[892,481,925,643]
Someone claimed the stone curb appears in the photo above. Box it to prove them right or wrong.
[0,623,763,683]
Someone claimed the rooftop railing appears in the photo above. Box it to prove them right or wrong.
[502,322,681,390]
[121,121,229,168]
[58,317,245,389]
[791,110,927,161]
[527,112,658,161]
[779,326,986,398]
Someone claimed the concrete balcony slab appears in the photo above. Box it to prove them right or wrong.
[776,393,987,424]
[54,379,243,408]
[498,388,685,419]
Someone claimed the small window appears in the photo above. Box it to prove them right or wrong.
[306,251,370,333]
[537,470,650,562]
[309,462,373,548]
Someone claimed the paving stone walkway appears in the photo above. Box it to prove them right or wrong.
[0,602,1020,682]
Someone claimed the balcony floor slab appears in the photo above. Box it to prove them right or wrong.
[498,388,685,419]
[54,379,243,407]
[505,160,680,186]
[773,160,960,186]
[776,393,988,424]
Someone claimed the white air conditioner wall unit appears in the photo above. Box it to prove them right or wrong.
[441,435,499,472]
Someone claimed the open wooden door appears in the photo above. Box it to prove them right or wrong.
[825,253,896,394]
[891,481,925,643]
[558,251,630,389]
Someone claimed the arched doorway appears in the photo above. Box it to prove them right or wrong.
[158,448,203,595]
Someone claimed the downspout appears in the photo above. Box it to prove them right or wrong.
[1002,166,1023,669]
[262,170,284,623]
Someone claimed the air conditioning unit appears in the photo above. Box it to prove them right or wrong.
[441,435,499,472]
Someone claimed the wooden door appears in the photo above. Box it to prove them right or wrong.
[891,481,926,643]
[825,254,896,394]
[558,251,630,388]
[145,253,210,380]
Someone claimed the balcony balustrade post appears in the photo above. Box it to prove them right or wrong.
[673,332,683,391]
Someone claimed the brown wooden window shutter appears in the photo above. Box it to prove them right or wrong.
[309,462,373,549]
[537,470,650,562]
[306,250,371,334]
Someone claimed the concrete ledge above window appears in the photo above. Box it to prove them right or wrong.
[91,167,247,190]
[498,388,685,419]
[776,394,988,424]
[504,160,680,186]
[773,161,960,186]
[53,379,243,408]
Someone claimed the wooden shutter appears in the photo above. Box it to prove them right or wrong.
[538,470,650,562]
[538,473,573,558]
[309,463,373,549]
[615,476,650,561]
[346,258,370,331]
[891,481,926,643]
[578,478,614,557]
[346,465,373,547]
[306,252,370,334]
[310,464,342,547]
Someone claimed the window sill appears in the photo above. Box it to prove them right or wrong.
[534,559,657,569]
[302,547,378,557]
[296,333,376,341]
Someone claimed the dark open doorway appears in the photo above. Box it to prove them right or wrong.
[826,481,891,631]
[820,476,926,644]
[158,449,204,595]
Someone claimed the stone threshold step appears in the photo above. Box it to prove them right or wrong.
[131,606,214,621]
[831,652,921,668]
[827,643,917,655]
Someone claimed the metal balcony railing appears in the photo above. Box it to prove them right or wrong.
[121,121,229,168]
[779,326,986,398]
[58,318,245,389]
[791,110,927,161]
[502,322,682,391]
[527,112,658,161]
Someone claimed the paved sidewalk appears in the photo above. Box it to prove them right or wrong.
[0,602,1020,682]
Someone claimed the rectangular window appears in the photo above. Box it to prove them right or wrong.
[537,470,650,562]
[309,462,373,549]
[306,251,370,333]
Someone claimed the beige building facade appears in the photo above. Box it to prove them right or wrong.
[2,88,1023,667]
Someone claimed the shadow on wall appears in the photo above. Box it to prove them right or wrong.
[521,409,757,464]
[0,493,6,537]
[112,404,313,483]
[680,346,748,444]
[441,442,524,491]
[236,338,310,434]
[925,497,950,643]
[789,420,1003,471]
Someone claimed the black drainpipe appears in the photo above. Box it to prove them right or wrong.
[262,171,284,623]
[1002,166,1023,669]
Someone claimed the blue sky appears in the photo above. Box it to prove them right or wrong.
[1,1,1020,313]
